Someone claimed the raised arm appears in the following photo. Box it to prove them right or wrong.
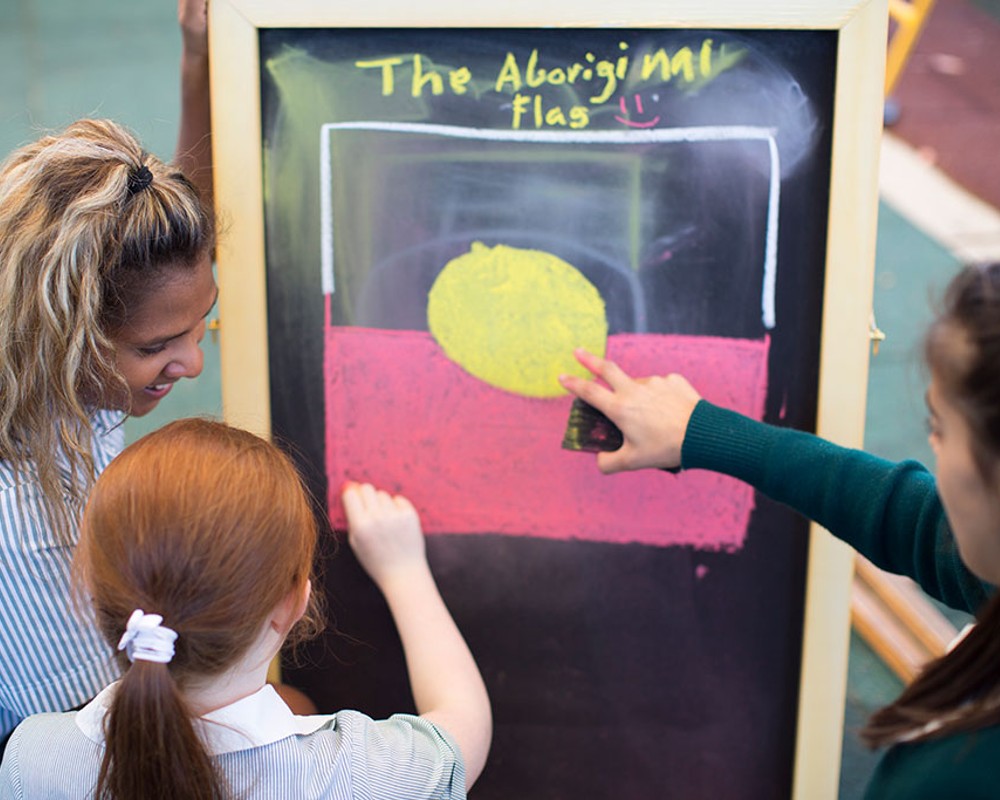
[560,348,991,613]
[175,0,213,205]
[341,483,492,789]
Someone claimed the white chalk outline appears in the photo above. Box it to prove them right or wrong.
[320,122,780,328]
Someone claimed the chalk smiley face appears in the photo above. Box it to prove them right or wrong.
[427,242,608,398]
[614,94,661,128]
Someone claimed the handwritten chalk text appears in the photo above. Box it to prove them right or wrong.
[353,38,732,130]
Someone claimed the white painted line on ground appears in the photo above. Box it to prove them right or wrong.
[879,132,1000,263]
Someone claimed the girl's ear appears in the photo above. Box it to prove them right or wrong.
[293,579,312,624]
[270,579,312,636]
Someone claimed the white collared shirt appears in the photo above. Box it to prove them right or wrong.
[77,682,334,754]
[2,681,466,799]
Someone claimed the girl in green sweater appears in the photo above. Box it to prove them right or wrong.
[560,262,1000,799]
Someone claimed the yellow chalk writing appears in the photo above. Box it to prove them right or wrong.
[411,54,443,96]
[355,56,405,96]
[356,55,472,98]
[700,39,713,76]
[353,38,736,130]
[510,94,589,130]
[495,52,524,92]
[450,66,472,94]
[639,40,720,83]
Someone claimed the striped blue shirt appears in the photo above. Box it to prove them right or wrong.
[0,683,466,798]
[0,410,124,740]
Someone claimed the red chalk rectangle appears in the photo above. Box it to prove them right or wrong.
[325,325,769,551]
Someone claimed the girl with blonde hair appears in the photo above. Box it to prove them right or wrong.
[0,1,215,747]
[0,419,491,800]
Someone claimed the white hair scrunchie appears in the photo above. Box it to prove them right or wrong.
[117,609,178,664]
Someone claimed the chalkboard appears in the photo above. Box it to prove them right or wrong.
[210,4,886,798]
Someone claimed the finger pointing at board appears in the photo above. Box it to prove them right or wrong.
[560,348,702,474]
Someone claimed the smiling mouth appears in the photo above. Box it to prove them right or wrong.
[144,383,173,396]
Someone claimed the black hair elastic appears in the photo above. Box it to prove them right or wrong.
[126,164,154,197]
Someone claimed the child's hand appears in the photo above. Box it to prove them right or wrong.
[559,348,702,473]
[341,482,428,589]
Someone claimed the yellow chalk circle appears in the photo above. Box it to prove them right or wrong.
[427,242,608,398]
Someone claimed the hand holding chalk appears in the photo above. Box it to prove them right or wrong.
[341,482,429,590]
[558,348,702,474]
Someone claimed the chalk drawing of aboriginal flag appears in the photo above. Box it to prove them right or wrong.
[321,123,779,551]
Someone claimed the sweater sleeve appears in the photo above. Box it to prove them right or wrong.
[681,400,992,615]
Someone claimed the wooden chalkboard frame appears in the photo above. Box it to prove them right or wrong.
[209,2,887,797]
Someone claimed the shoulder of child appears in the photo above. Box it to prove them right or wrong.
[0,711,99,794]
[305,709,466,800]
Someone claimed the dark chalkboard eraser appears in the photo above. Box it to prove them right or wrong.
[562,398,624,453]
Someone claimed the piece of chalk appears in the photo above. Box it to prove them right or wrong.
[561,397,624,453]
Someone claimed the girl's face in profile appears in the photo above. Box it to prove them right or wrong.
[927,366,1000,585]
[107,255,217,417]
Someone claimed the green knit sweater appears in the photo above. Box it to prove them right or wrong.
[681,401,998,799]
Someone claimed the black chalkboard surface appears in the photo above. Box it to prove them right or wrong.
[255,27,838,798]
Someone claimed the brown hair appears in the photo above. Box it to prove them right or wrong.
[863,262,1000,747]
[74,418,321,800]
[0,118,215,542]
